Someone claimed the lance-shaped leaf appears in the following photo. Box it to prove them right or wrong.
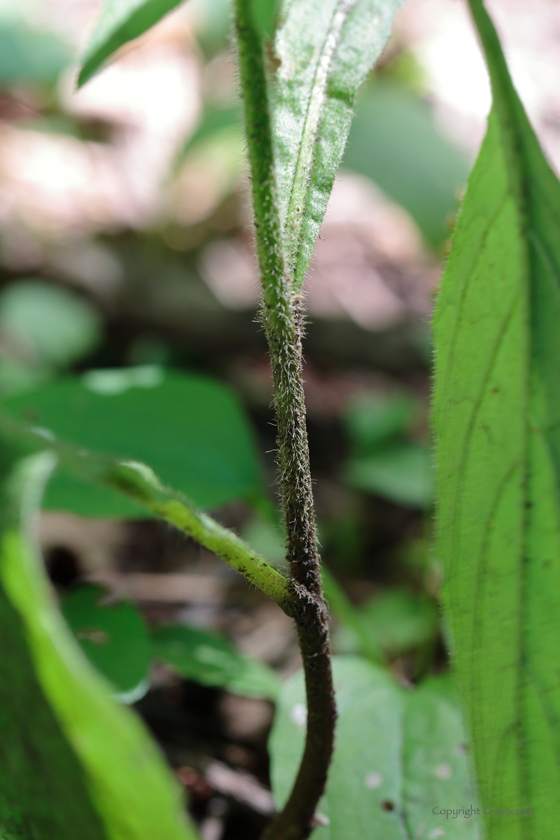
[433,1,560,835]
[0,445,199,839]
[269,657,480,839]
[77,0,188,87]
[271,0,404,289]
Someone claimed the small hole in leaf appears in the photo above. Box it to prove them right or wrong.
[381,800,395,812]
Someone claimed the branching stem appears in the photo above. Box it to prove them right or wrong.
[0,414,296,617]
[235,3,336,838]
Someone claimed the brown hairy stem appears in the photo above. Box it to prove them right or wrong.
[260,299,336,840]
[234,3,336,838]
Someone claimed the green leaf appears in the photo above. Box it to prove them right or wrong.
[322,569,384,664]
[433,0,560,834]
[4,367,263,517]
[0,410,295,613]
[77,0,188,87]
[173,103,243,175]
[0,446,198,839]
[250,0,281,39]
[241,512,288,570]
[344,390,417,455]
[192,0,232,59]
[272,0,405,288]
[343,81,469,249]
[0,281,102,369]
[152,623,280,700]
[60,585,150,701]
[269,657,480,839]
[334,588,439,658]
[0,21,70,85]
[346,442,433,508]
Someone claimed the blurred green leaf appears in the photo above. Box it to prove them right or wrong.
[344,391,417,455]
[152,623,280,699]
[272,0,405,289]
[191,0,232,58]
[323,569,383,664]
[174,103,243,175]
[270,657,480,839]
[77,0,189,87]
[0,358,46,398]
[0,21,69,85]
[60,585,150,701]
[335,589,439,657]
[346,441,433,508]
[241,513,287,570]
[343,80,469,249]
[0,281,102,369]
[0,447,198,839]
[4,368,263,517]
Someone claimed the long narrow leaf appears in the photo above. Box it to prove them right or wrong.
[78,0,188,87]
[0,445,198,839]
[272,0,404,288]
[433,1,560,836]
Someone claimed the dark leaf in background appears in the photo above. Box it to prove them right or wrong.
[4,368,264,517]
[60,585,150,700]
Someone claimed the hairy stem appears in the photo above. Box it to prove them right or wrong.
[235,3,336,839]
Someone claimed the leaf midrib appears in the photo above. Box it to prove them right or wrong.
[282,0,352,281]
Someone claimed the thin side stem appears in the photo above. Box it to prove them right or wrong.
[235,4,336,839]
[0,414,296,617]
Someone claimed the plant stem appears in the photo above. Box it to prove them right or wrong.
[0,413,297,617]
[235,3,336,838]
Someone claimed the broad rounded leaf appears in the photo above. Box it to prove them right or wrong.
[4,368,263,517]
[0,280,102,369]
[269,657,480,839]
[60,585,150,700]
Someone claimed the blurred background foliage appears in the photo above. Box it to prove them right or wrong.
[0,0,558,836]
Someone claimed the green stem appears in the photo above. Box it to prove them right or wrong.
[235,4,336,839]
[0,414,296,618]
